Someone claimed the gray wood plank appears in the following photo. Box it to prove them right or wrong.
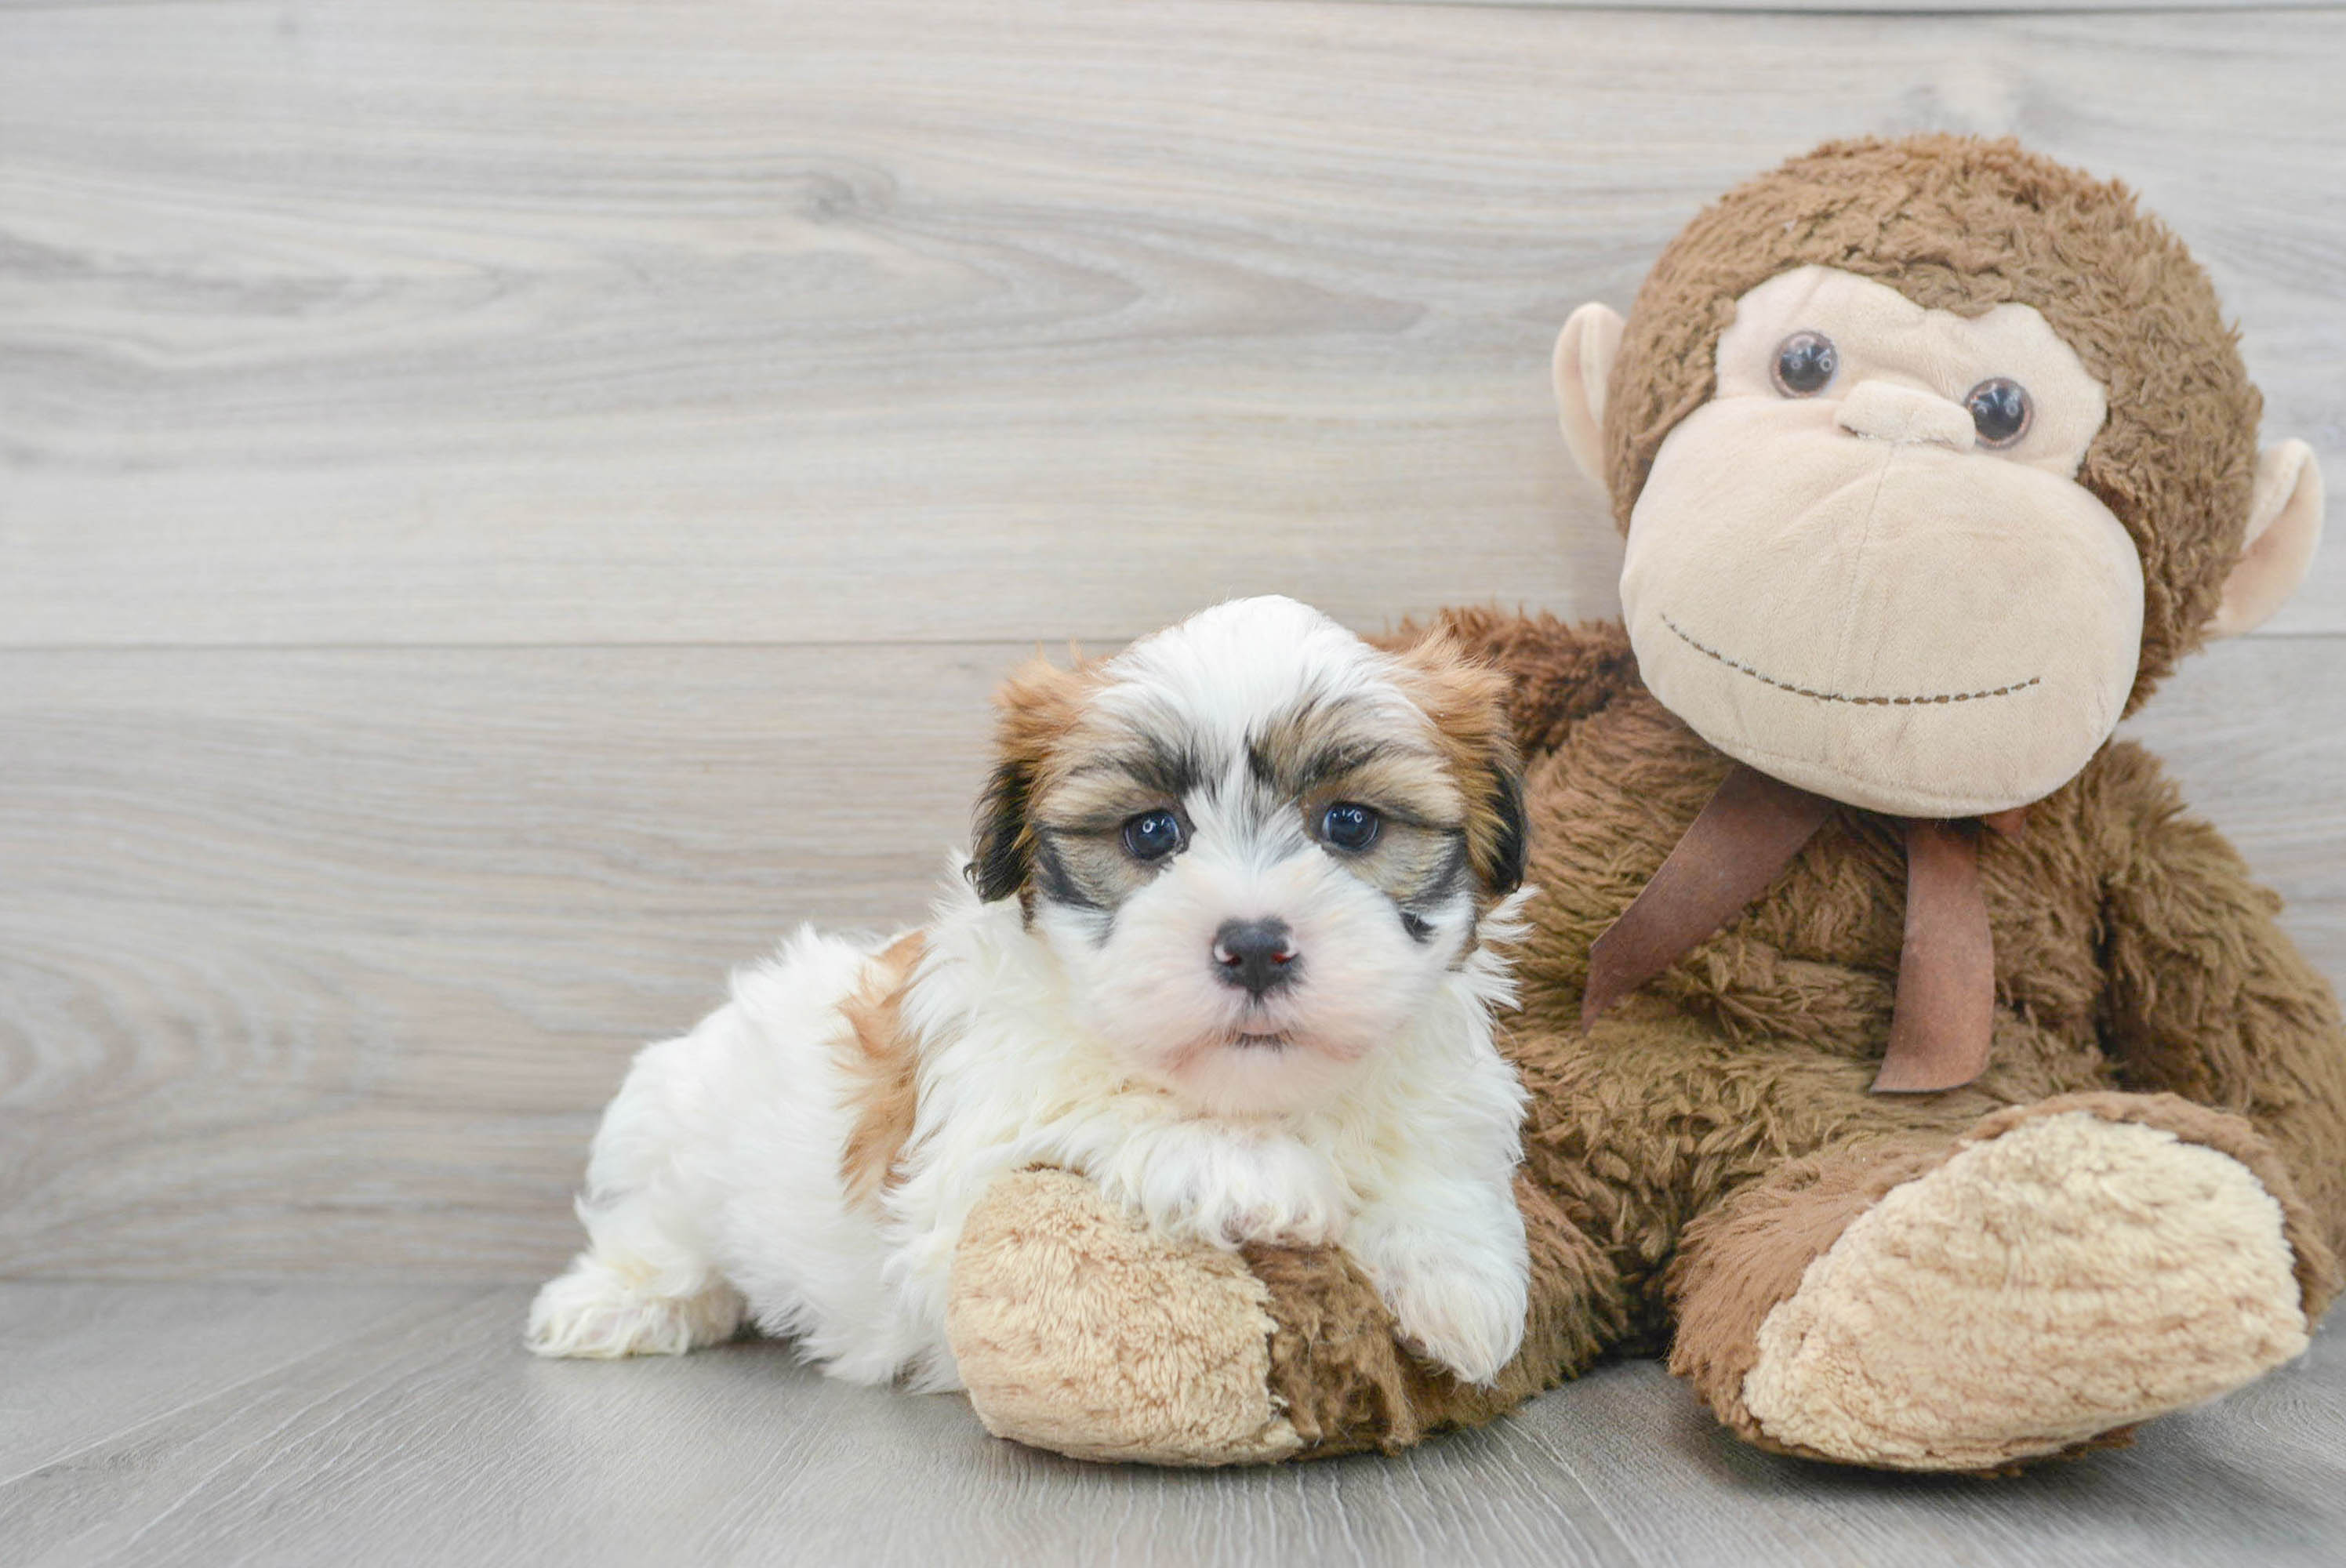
[0,641,1011,1280]
[0,1283,478,1481]
[3,0,2342,648]
[2,1283,2340,1567]
[1345,0,2329,9]
[2,633,2339,1281]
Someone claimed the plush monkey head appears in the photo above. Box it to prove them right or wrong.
[1554,136,2326,818]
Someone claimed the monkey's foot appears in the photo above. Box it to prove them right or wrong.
[946,1168,1302,1465]
[1740,1107,2309,1471]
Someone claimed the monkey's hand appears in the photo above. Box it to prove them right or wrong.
[948,1167,1618,1464]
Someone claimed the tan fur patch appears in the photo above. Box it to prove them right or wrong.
[996,654,1100,798]
[834,931,929,1211]
[1740,1112,2308,1470]
[948,1168,1304,1465]
[1238,691,1481,909]
[1667,1135,1957,1449]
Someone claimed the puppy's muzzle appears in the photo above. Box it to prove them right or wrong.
[1212,918,1298,998]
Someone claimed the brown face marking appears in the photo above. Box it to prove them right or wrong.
[968,621,1527,934]
[1389,632,1528,899]
[967,654,1104,907]
[1033,814,1167,914]
[833,931,928,1211]
[1244,695,1478,918]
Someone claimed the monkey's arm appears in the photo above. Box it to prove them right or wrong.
[946,1170,1625,1462]
[1237,1174,1625,1457]
[1378,608,1636,760]
[2090,742,2346,1300]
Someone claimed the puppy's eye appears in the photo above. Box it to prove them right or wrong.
[1320,802,1380,852]
[1770,331,1837,397]
[1964,377,2032,448]
[1120,808,1185,862]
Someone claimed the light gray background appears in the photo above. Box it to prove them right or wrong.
[4,2,2342,1562]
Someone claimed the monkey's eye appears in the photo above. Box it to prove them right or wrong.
[1320,802,1381,852]
[1121,808,1186,862]
[1964,378,2032,448]
[1770,332,1838,397]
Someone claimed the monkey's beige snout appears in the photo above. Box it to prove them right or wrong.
[1836,381,1975,451]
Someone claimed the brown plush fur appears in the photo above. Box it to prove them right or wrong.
[1245,1175,1631,1457]
[1662,1087,2337,1465]
[1665,1132,1952,1450]
[950,1170,1303,1465]
[1602,135,2262,714]
[949,138,2345,1471]
[1233,609,2346,1457]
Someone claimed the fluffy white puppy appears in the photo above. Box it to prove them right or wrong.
[528,595,1534,1388]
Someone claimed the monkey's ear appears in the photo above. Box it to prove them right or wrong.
[1552,302,1625,495]
[2209,440,2325,639]
[966,655,1086,903]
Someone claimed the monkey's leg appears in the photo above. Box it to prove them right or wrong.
[2094,756,2346,1288]
[1668,1091,2326,1472]
[944,1168,1629,1465]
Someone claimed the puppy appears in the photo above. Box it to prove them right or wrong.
[527,595,1534,1388]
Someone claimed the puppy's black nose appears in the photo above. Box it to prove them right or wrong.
[1212,918,1297,997]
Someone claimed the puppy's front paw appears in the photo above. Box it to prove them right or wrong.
[1359,1232,1528,1387]
[1109,1127,1349,1252]
[1211,1194,1345,1250]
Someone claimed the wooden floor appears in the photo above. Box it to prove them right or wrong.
[5,0,2345,1559]
[3,1283,2343,1568]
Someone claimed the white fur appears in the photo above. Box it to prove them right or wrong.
[528,597,1534,1388]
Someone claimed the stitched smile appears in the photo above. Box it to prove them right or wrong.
[1662,614,2042,707]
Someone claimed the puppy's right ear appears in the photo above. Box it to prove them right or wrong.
[967,654,1087,904]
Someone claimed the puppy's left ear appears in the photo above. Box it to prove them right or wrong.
[1396,636,1528,898]
[968,653,1088,904]
[1478,760,1529,898]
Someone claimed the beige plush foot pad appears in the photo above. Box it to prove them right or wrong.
[946,1168,1302,1466]
[1742,1111,2309,1471]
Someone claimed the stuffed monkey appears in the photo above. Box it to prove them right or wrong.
[941,136,2343,1472]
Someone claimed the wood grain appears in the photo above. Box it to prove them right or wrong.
[3,0,2342,648]
[0,642,1011,1279]
[0,1282,466,1480]
[5,0,2345,1549]
[1355,0,2331,10]
[0,634,2337,1281]
[2,1283,2341,1567]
